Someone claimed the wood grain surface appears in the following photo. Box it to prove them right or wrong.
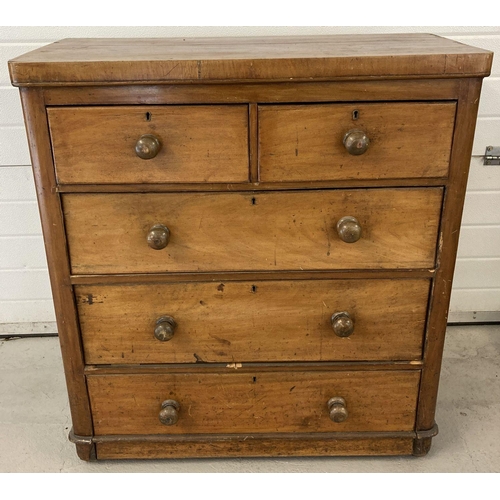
[63,188,443,274]
[42,79,462,106]
[76,279,430,364]
[96,435,415,459]
[259,103,456,181]
[48,105,249,184]
[9,35,492,85]
[87,370,420,435]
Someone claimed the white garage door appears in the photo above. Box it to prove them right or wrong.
[0,26,499,333]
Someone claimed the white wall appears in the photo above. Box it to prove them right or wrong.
[1,26,499,331]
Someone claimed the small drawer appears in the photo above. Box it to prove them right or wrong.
[47,105,249,184]
[258,102,456,182]
[87,370,420,435]
[76,279,430,364]
[63,187,443,274]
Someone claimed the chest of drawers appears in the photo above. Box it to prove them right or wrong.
[9,34,492,460]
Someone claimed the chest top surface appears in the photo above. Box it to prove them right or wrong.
[8,34,492,86]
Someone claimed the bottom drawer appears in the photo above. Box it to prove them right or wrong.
[87,370,420,435]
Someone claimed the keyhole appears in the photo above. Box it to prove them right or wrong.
[352,110,359,120]
[251,197,256,205]
[146,112,152,121]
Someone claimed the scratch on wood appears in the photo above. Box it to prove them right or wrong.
[209,333,232,346]
[226,362,242,369]
[324,219,331,256]
[193,353,206,363]
[164,62,180,78]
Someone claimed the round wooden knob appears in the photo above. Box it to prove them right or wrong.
[336,216,362,243]
[331,312,354,338]
[154,316,177,342]
[147,223,170,250]
[328,397,348,423]
[343,129,369,155]
[159,399,180,426]
[135,134,161,159]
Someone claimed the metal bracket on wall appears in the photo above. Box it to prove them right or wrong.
[483,146,500,165]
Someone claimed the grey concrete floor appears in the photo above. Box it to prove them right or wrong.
[0,325,499,472]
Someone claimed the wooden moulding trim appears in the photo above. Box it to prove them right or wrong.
[75,429,419,444]
[70,269,435,285]
[96,431,418,443]
[10,73,492,88]
[69,424,438,461]
[68,428,93,446]
[84,360,423,375]
[42,79,462,105]
[416,422,439,440]
[56,178,448,192]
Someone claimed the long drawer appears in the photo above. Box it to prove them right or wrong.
[87,370,420,435]
[76,279,430,364]
[258,102,456,182]
[63,188,443,274]
[48,105,250,184]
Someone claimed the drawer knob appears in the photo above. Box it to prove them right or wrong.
[154,315,177,342]
[343,129,370,155]
[331,312,354,338]
[135,134,161,159]
[159,399,180,426]
[328,397,348,423]
[336,216,362,243]
[147,223,170,250]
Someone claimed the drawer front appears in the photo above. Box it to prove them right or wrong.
[87,370,420,435]
[48,105,249,184]
[259,102,456,182]
[63,188,443,274]
[77,279,430,364]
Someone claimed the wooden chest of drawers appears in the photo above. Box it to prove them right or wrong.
[9,35,492,460]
